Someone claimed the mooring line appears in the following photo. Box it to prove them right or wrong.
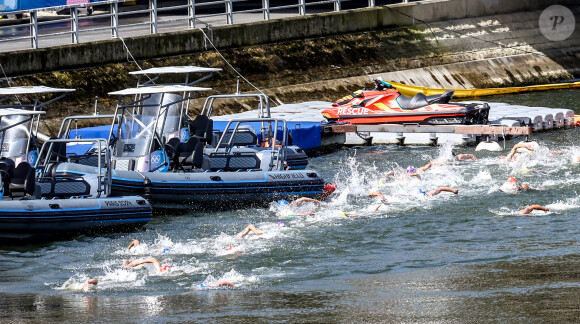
[119,37,154,83]
[197,25,282,106]
[0,63,23,105]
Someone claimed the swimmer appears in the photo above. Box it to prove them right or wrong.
[367,191,389,212]
[235,224,263,238]
[127,239,140,251]
[126,239,169,254]
[368,191,388,201]
[420,187,459,196]
[385,169,421,180]
[402,162,445,179]
[82,278,98,291]
[518,205,549,215]
[506,142,537,160]
[501,176,530,193]
[417,161,445,172]
[122,257,170,273]
[320,183,337,198]
[197,280,236,290]
[452,152,478,161]
[277,197,322,216]
[290,197,322,208]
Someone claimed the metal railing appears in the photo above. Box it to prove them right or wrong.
[0,0,414,50]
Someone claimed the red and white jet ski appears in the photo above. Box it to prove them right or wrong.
[322,80,490,125]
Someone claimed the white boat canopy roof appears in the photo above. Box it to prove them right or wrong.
[0,86,75,95]
[129,66,222,75]
[0,108,45,116]
[109,85,212,96]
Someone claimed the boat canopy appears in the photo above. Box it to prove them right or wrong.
[129,66,222,75]
[109,85,212,96]
[0,108,45,116]
[0,86,75,95]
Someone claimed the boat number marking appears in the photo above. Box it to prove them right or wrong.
[269,173,305,180]
[104,200,133,207]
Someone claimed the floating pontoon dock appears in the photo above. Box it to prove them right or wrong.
[212,101,575,148]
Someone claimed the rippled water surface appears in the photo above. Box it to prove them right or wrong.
[1,90,580,323]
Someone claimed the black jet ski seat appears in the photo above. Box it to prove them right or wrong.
[425,90,454,104]
[396,90,455,109]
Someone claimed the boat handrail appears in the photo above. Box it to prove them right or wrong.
[35,138,111,198]
[58,114,116,139]
[201,93,271,119]
[215,118,288,171]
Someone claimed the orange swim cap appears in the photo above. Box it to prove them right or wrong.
[508,177,517,183]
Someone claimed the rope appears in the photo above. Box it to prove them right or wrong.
[119,37,154,83]
[0,63,22,105]
[196,25,281,106]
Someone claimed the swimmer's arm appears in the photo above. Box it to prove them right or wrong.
[518,205,549,214]
[127,239,140,251]
[368,192,387,200]
[384,171,395,178]
[293,197,321,207]
[210,280,235,288]
[128,258,162,272]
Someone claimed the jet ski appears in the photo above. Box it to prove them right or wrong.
[321,80,490,125]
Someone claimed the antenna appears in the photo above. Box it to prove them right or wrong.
[93,96,99,115]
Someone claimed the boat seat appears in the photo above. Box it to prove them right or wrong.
[68,154,103,167]
[177,137,204,170]
[396,93,429,110]
[0,158,15,195]
[8,162,36,198]
[37,177,91,199]
[41,141,68,163]
[425,90,454,104]
[187,115,214,144]
[213,127,258,148]
[203,152,261,171]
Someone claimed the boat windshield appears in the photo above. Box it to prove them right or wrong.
[0,115,30,159]
[115,94,182,157]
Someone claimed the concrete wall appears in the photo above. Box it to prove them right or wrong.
[0,0,572,77]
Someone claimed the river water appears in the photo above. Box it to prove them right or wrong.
[1,89,579,323]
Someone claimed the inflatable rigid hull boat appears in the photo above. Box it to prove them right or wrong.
[0,100,152,240]
[0,196,152,239]
[55,83,327,209]
[54,162,324,209]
